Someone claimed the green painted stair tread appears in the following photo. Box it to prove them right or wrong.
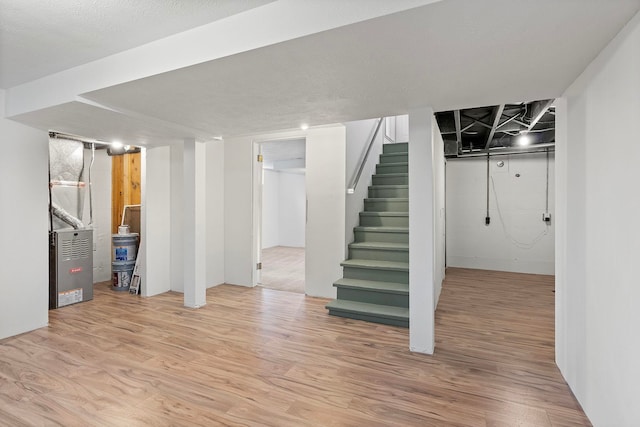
[334,278,408,294]
[326,300,409,322]
[360,212,408,217]
[380,156,408,164]
[373,172,407,177]
[377,161,408,167]
[354,226,408,233]
[364,197,409,202]
[349,242,409,251]
[341,259,409,271]
[382,143,408,153]
[368,185,409,189]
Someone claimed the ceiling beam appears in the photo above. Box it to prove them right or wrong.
[496,111,521,130]
[454,110,462,154]
[484,104,505,150]
[527,99,554,130]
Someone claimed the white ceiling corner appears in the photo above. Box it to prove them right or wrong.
[0,0,275,88]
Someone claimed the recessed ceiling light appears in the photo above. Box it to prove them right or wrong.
[300,124,309,131]
[112,140,123,149]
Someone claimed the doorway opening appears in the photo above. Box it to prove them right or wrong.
[256,138,306,294]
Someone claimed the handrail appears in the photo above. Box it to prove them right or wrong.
[347,117,384,194]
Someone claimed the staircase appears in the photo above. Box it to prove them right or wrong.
[326,142,409,327]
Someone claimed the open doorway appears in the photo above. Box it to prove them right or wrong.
[257,138,306,294]
[439,101,555,276]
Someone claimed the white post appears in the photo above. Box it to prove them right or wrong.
[409,107,435,354]
[183,138,207,308]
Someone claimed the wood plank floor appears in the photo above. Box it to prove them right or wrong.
[259,246,305,294]
[0,268,590,426]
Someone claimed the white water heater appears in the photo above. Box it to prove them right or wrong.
[49,229,94,309]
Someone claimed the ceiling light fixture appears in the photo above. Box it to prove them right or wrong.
[517,132,531,146]
[300,124,309,131]
[111,140,123,149]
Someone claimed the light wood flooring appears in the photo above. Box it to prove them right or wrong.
[259,246,305,294]
[0,268,590,426]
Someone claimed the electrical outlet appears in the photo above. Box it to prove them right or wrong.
[542,213,551,223]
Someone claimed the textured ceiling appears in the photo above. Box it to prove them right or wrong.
[0,0,274,88]
[5,0,640,146]
[78,0,640,143]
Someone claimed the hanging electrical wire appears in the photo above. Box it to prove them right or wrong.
[490,176,548,249]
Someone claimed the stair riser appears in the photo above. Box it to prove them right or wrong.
[372,175,408,185]
[327,309,409,327]
[364,200,408,212]
[383,143,409,154]
[368,187,409,198]
[355,230,408,243]
[336,288,408,308]
[359,215,409,227]
[349,247,409,263]
[376,164,408,174]
[343,266,409,284]
[379,153,408,164]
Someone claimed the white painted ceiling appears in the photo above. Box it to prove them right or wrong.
[5,0,640,146]
[0,0,274,88]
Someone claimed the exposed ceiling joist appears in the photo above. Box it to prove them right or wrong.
[496,111,521,130]
[461,113,493,130]
[527,99,555,130]
[454,110,462,154]
[484,104,505,150]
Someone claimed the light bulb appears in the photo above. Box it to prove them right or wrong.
[517,133,531,146]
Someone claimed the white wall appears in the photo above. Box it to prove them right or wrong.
[141,146,171,297]
[81,148,112,283]
[345,119,384,252]
[205,140,225,287]
[262,169,280,249]
[262,169,305,249]
[557,10,640,427]
[408,108,437,354]
[446,153,555,275]
[279,171,305,248]
[305,126,345,298]
[0,89,49,340]
[224,136,254,286]
[432,117,446,306]
[386,115,409,143]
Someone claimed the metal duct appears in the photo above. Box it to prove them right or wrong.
[49,138,86,230]
[51,202,84,229]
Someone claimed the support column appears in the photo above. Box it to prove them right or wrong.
[409,107,435,354]
[170,144,184,293]
[183,138,207,308]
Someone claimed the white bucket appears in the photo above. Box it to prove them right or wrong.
[112,260,136,291]
[112,233,139,261]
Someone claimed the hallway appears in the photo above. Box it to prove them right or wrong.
[259,246,305,294]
